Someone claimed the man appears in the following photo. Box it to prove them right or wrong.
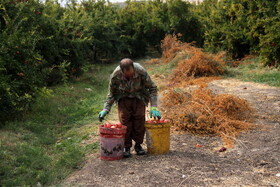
[98,58,161,158]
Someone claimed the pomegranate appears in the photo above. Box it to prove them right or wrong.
[158,119,165,123]
[104,123,111,128]
[219,147,227,152]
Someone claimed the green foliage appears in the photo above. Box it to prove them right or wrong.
[81,0,121,61]
[197,0,279,64]
[259,2,280,66]
[0,0,114,123]
[0,0,84,122]
[0,0,205,123]
[166,0,203,45]
[117,0,203,56]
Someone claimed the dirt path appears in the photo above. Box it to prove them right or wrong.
[62,79,280,187]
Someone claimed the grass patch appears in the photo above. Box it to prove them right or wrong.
[225,57,280,87]
[143,58,177,77]
[0,63,118,186]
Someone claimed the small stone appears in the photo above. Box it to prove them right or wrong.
[85,88,92,92]
[276,173,280,177]
[182,175,186,178]
[129,171,134,175]
[243,87,247,89]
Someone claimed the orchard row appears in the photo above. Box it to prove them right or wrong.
[0,0,279,123]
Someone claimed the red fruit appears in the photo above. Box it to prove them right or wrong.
[116,123,122,128]
[146,120,153,124]
[272,42,276,47]
[219,147,227,152]
[37,12,42,15]
[196,144,202,148]
[16,51,20,54]
[158,119,165,123]
[105,123,111,128]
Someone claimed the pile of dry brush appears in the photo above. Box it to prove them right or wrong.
[161,34,225,82]
[161,88,254,147]
[152,34,254,146]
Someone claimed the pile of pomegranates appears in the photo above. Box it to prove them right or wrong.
[103,123,123,128]
[102,119,170,128]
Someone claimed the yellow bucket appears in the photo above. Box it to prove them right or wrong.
[145,121,170,155]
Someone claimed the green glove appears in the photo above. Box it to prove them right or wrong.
[150,107,161,120]
[98,110,108,122]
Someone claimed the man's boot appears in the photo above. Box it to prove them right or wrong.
[123,147,131,158]
[134,143,146,155]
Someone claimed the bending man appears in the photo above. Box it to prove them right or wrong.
[98,58,161,158]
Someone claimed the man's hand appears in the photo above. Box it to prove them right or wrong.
[98,110,108,122]
[150,107,161,120]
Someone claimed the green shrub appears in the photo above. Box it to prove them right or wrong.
[259,2,280,66]
[197,0,279,65]
[0,0,94,122]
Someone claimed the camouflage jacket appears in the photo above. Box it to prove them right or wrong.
[104,63,158,112]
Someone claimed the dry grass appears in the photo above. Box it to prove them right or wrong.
[160,33,191,64]
[160,34,225,82]
[186,77,221,88]
[156,34,254,146]
[161,88,254,147]
[147,58,160,64]
[171,49,225,80]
